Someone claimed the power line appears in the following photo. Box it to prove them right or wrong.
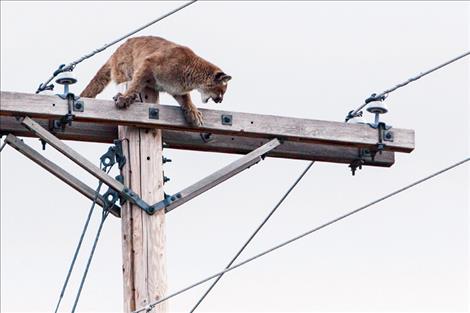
[53,182,103,313]
[36,0,198,93]
[345,50,470,121]
[71,205,113,313]
[190,161,315,312]
[53,165,112,313]
[134,157,470,313]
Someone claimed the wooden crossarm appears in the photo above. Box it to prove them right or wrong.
[0,91,415,153]
[0,116,395,167]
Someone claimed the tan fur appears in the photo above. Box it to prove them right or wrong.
[80,36,231,126]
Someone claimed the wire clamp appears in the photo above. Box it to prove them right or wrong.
[100,140,127,170]
[345,93,387,122]
[348,148,373,176]
[102,174,124,209]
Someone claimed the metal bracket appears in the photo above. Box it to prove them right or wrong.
[50,93,84,132]
[102,174,124,209]
[160,193,182,208]
[349,120,394,176]
[349,148,372,176]
[367,121,393,154]
[100,139,126,170]
[376,122,391,154]
[122,187,155,214]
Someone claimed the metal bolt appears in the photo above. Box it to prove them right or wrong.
[200,132,214,143]
[75,102,82,110]
[149,107,159,119]
[221,114,232,125]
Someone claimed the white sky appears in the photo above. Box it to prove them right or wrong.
[1,1,469,312]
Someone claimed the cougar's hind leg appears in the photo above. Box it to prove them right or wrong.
[173,94,204,127]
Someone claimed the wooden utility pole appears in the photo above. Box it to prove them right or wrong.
[0,90,416,312]
[119,87,167,312]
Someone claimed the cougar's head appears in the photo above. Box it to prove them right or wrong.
[199,72,232,104]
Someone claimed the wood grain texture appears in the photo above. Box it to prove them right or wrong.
[20,116,126,193]
[1,115,395,167]
[0,116,118,143]
[120,125,137,312]
[0,91,414,152]
[120,88,167,312]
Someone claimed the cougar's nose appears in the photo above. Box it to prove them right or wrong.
[214,96,223,103]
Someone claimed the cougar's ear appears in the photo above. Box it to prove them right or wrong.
[214,72,232,83]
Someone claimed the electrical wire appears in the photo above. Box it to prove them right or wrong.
[134,157,470,313]
[53,165,113,313]
[71,204,113,313]
[345,50,470,121]
[36,0,198,93]
[190,161,314,312]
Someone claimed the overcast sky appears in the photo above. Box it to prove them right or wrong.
[1,1,469,312]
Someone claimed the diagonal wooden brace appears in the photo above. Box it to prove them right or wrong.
[154,138,281,213]
[4,133,121,217]
[19,116,154,214]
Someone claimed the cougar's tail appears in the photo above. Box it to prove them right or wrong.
[80,61,111,98]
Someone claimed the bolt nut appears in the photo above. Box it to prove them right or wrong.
[384,131,394,142]
[73,100,84,112]
[149,107,159,119]
[221,114,233,125]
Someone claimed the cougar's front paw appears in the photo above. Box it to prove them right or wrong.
[184,109,204,127]
[113,93,137,109]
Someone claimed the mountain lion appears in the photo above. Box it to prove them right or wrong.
[80,36,232,126]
